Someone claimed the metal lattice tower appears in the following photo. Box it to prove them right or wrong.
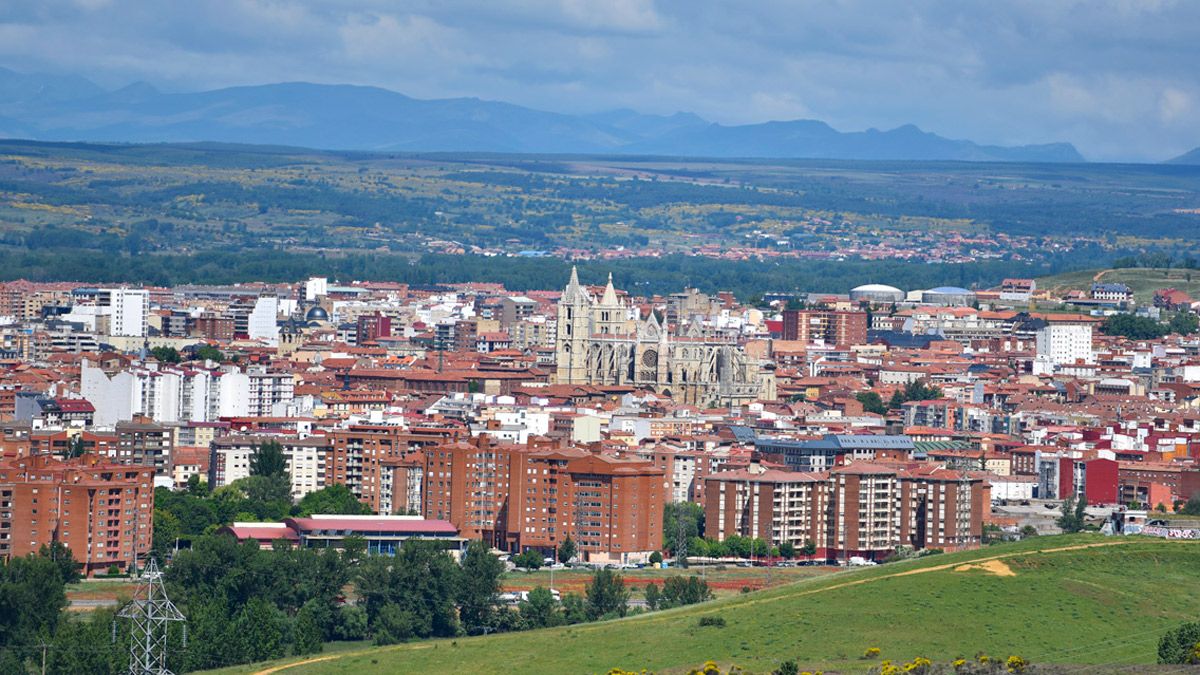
[117,558,186,675]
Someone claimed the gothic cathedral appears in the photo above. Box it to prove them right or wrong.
[554,268,773,407]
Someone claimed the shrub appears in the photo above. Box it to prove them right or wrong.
[512,549,543,570]
[1005,655,1028,673]
[649,551,663,564]
[1159,622,1200,664]
[698,616,726,628]
[863,647,881,659]
[773,660,799,675]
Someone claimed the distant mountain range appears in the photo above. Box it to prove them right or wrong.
[0,66,1089,162]
[1167,147,1200,165]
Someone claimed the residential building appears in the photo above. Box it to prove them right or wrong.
[0,454,154,576]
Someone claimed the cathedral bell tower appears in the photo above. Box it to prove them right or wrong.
[556,266,591,384]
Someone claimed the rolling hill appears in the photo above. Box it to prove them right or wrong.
[1038,267,1200,304]
[1168,147,1200,165]
[213,535,1200,674]
[0,68,1083,161]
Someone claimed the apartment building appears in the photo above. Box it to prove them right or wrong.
[781,310,868,347]
[113,418,174,477]
[326,425,448,512]
[0,454,154,576]
[705,460,985,560]
[209,435,331,499]
[423,437,666,563]
[504,447,664,564]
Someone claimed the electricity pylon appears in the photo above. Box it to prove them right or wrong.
[117,558,186,675]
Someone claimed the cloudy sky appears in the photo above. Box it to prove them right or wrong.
[1,0,1198,161]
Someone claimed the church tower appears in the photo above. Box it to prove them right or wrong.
[556,266,591,384]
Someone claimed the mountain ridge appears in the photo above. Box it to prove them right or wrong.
[1167,147,1200,165]
[0,70,1085,162]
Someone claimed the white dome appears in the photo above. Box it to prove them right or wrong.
[851,284,903,294]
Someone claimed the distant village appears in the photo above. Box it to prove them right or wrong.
[2,269,1198,576]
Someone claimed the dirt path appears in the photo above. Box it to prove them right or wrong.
[1093,269,1110,282]
[249,540,1139,675]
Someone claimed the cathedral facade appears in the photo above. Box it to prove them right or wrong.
[554,268,774,407]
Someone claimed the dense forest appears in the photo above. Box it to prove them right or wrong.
[0,249,1075,299]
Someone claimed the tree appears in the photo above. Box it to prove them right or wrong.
[234,597,285,664]
[585,569,629,620]
[373,604,417,645]
[293,601,324,656]
[557,536,577,564]
[1020,525,1039,538]
[458,541,503,635]
[901,379,943,403]
[649,551,663,565]
[194,344,224,362]
[660,576,712,609]
[778,542,796,559]
[800,539,817,556]
[354,541,460,641]
[186,473,210,497]
[560,592,589,625]
[48,607,127,675]
[236,474,292,518]
[518,586,562,628]
[294,484,372,517]
[251,440,287,478]
[1057,496,1087,533]
[855,391,887,415]
[1169,312,1200,336]
[1159,622,1200,664]
[1101,313,1167,340]
[0,554,68,650]
[38,542,81,585]
[1180,495,1200,516]
[150,345,182,363]
[513,549,543,571]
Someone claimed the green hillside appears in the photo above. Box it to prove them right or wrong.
[1038,267,1200,304]
[213,536,1200,674]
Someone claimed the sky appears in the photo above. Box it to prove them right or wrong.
[0,0,1198,161]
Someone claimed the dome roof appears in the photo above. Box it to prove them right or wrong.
[305,306,329,321]
[851,283,903,294]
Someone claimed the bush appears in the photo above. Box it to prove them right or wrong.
[649,551,663,565]
[773,660,799,675]
[863,647,881,659]
[1159,622,1200,664]
[697,616,726,628]
[1005,655,1028,673]
[512,549,543,571]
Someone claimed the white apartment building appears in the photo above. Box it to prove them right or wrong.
[101,288,150,338]
[1036,321,1095,366]
[248,295,280,346]
[83,361,294,427]
[209,435,329,499]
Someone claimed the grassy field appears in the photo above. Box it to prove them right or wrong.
[1038,267,1200,304]
[502,564,833,599]
[210,535,1200,674]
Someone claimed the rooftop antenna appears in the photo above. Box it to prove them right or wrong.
[117,558,186,675]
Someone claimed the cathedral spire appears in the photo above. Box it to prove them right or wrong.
[562,265,588,304]
[600,272,619,306]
